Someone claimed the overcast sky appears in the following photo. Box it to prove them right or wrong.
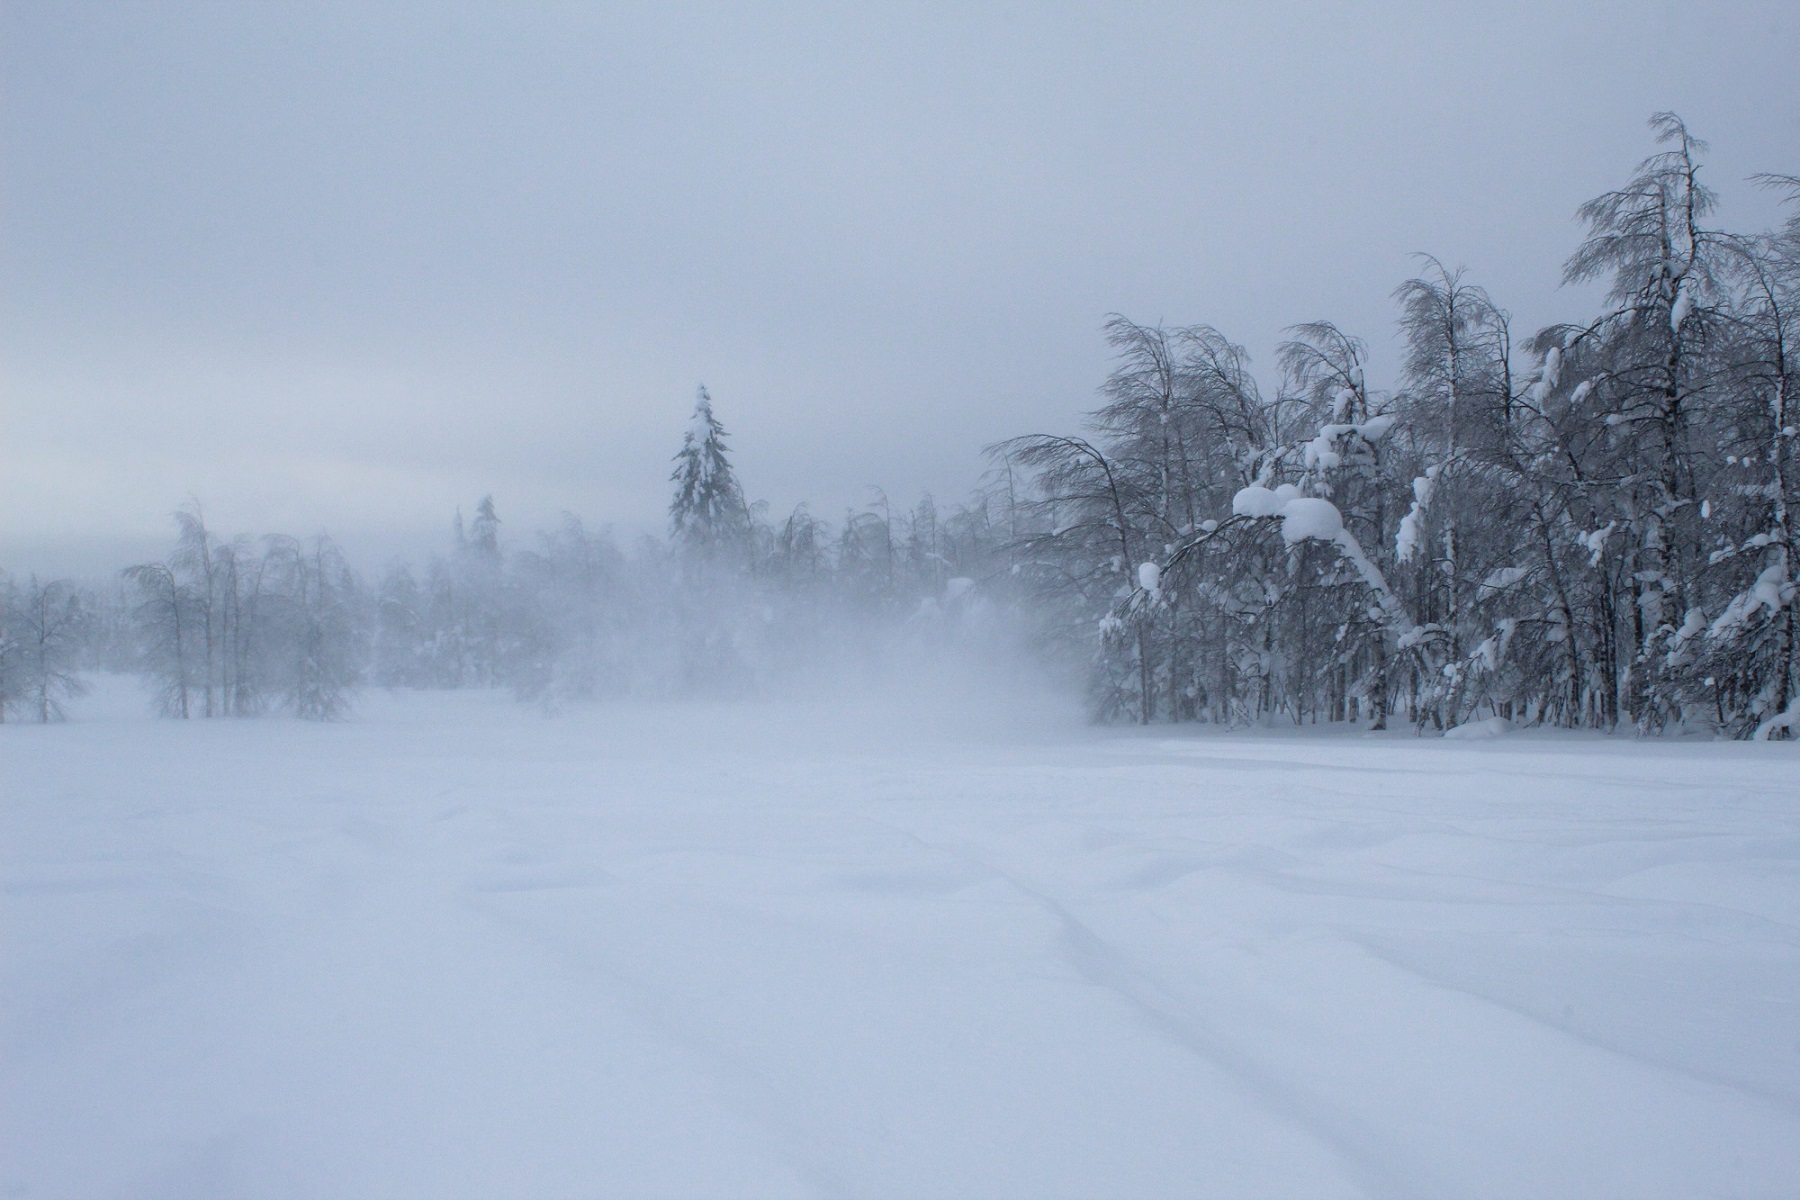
[3,1,1796,576]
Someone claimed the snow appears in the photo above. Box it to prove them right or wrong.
[1526,346,1564,405]
[1709,562,1796,640]
[1442,715,1511,739]
[1136,561,1161,596]
[1394,509,1424,562]
[5,681,1800,1198]
[1395,474,1434,563]
[1230,487,1418,644]
[1356,413,1397,441]
[1577,521,1617,567]
[1670,607,1709,655]
[1274,497,1344,545]
[1755,696,1800,741]
[1304,418,1397,474]
[1670,280,1694,331]
[1478,565,1530,598]
[1229,487,1345,545]
[1302,436,1341,471]
[1231,485,1286,518]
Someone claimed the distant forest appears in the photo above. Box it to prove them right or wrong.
[4,114,1796,737]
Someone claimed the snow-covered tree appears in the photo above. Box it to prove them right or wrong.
[373,562,428,687]
[0,575,90,722]
[124,516,367,719]
[263,535,366,719]
[669,386,749,560]
[996,115,1796,734]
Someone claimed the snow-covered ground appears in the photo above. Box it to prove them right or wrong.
[4,679,1799,1199]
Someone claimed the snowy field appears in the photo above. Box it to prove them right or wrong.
[4,679,1799,1199]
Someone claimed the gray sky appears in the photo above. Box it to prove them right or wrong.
[3,1,1796,576]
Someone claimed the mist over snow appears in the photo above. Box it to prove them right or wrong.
[5,5,1800,1198]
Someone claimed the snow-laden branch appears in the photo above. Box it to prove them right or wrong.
[1230,485,1427,655]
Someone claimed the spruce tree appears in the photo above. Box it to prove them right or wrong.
[669,386,749,558]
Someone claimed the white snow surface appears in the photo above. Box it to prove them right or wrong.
[5,680,1800,1199]
[1441,715,1512,739]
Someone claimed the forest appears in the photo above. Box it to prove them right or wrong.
[4,115,1797,737]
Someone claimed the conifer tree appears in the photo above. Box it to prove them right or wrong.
[669,386,749,559]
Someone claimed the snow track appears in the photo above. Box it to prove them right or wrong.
[4,683,1798,1198]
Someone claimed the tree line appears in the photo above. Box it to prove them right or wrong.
[1,386,1019,720]
[1000,115,1797,737]
[3,114,1793,735]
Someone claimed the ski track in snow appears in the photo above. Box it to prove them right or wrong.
[3,681,1799,1199]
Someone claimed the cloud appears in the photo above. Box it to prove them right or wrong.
[3,1,1796,573]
